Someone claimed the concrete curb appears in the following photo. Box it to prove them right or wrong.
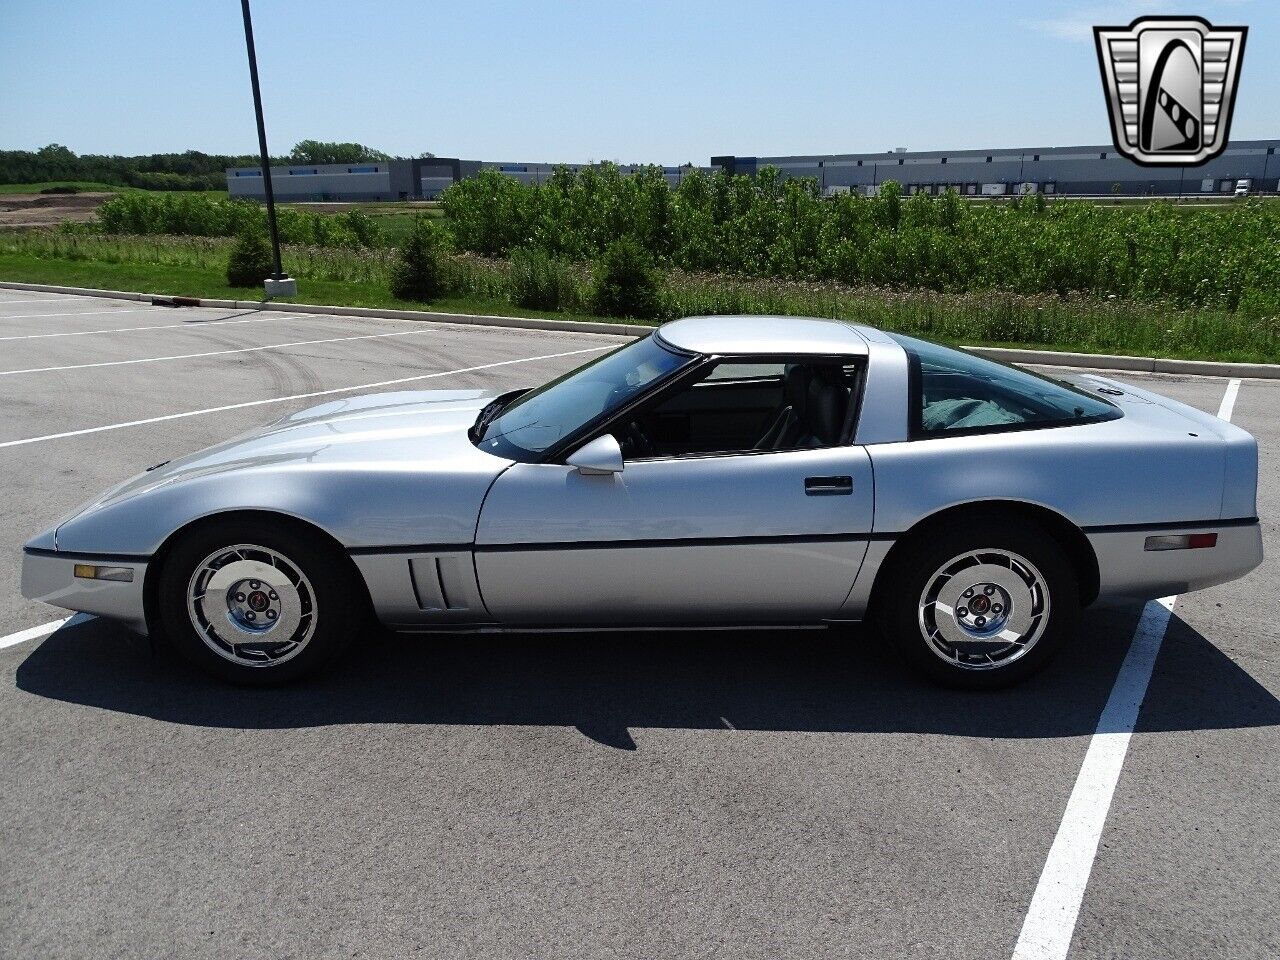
[962,345,1280,380]
[3,279,1277,379]
[0,280,643,338]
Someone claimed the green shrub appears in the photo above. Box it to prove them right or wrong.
[440,169,534,256]
[337,209,378,247]
[591,236,661,319]
[225,231,274,287]
[878,180,903,229]
[390,216,449,301]
[508,246,581,310]
[94,192,381,248]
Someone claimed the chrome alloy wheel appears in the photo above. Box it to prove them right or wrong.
[917,548,1050,671]
[186,544,317,668]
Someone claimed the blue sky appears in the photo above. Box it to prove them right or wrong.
[0,0,1271,163]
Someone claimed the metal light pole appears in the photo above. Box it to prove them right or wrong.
[240,0,295,297]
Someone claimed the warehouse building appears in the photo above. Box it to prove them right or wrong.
[227,159,431,202]
[712,140,1280,197]
[227,158,709,201]
[227,140,1278,201]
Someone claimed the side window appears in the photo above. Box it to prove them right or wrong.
[887,333,1119,435]
[614,361,858,459]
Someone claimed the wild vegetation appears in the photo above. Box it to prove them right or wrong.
[94,192,379,248]
[4,160,1279,360]
[441,165,1280,317]
[74,166,1280,316]
[4,228,1277,362]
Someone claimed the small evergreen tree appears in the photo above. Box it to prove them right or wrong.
[591,236,660,319]
[225,230,273,287]
[390,216,448,301]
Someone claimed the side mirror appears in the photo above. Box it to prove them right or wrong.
[566,434,624,475]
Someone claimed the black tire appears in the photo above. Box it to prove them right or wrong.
[875,517,1080,689]
[157,518,362,686]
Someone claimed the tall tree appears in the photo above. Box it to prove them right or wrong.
[287,140,393,165]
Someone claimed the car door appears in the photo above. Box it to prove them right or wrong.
[473,359,875,626]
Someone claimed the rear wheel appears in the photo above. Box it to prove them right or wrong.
[877,519,1079,688]
[158,518,361,685]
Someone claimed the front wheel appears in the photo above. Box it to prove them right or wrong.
[876,520,1080,689]
[157,519,362,685]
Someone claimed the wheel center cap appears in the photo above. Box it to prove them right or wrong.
[247,590,270,612]
[954,581,1012,633]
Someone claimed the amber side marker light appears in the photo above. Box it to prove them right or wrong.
[72,564,134,582]
[1144,533,1218,551]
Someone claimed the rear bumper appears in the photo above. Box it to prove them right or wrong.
[1090,520,1263,602]
[21,548,150,635]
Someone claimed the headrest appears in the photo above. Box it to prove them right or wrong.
[782,364,812,410]
[809,377,849,446]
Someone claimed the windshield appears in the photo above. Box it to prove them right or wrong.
[476,335,692,460]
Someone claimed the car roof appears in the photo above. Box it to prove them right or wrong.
[656,315,870,357]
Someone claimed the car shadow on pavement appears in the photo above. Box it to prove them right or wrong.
[14,604,1280,749]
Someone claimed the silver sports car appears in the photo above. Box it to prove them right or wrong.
[21,315,1262,687]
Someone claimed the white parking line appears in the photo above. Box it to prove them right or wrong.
[1217,378,1242,421]
[0,345,613,450]
[0,313,289,342]
[0,308,156,321]
[0,326,454,377]
[0,614,92,651]
[1011,378,1243,960]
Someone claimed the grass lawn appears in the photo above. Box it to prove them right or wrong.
[0,251,635,328]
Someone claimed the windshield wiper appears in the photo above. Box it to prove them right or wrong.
[469,388,528,443]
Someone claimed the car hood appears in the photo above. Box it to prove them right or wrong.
[96,389,506,507]
[50,389,518,555]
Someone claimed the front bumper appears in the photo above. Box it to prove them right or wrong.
[1090,520,1263,602]
[21,548,150,635]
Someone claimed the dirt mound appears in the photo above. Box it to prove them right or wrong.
[0,191,115,228]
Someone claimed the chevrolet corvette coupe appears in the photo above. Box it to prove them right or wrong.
[22,315,1262,687]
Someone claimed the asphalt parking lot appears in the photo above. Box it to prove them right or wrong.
[0,289,1276,960]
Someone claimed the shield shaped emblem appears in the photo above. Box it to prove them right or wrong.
[1094,16,1247,166]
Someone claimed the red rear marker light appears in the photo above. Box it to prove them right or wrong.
[1144,533,1218,551]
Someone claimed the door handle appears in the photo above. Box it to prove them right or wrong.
[805,475,853,496]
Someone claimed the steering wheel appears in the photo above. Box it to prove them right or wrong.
[620,420,655,458]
